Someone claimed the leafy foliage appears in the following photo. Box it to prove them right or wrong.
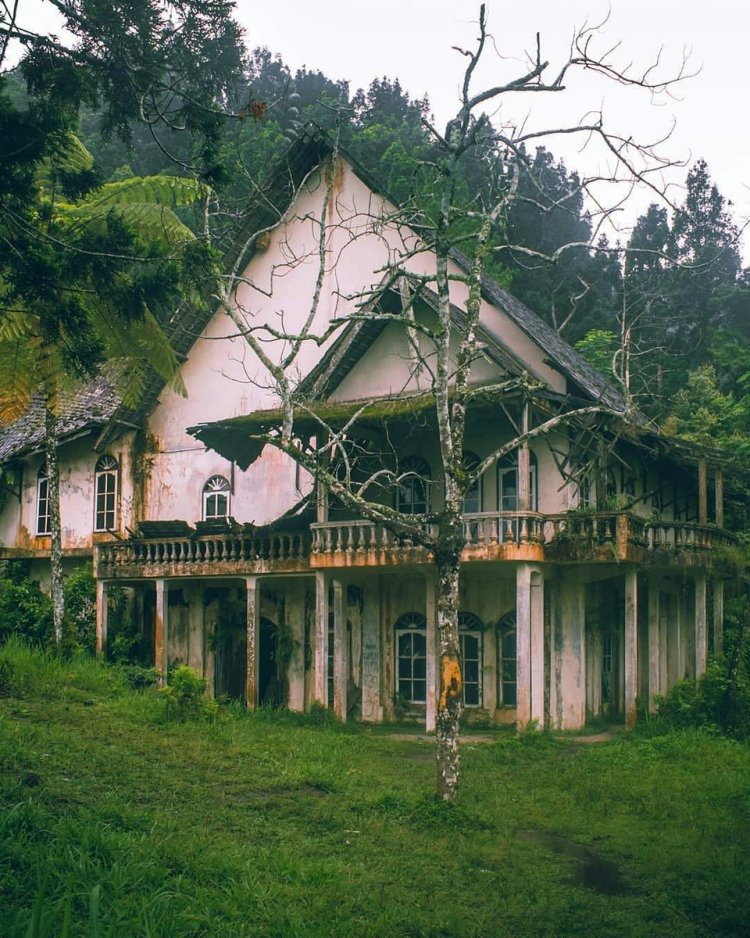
[159,664,218,722]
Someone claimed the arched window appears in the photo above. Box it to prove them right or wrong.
[203,475,231,520]
[94,455,119,532]
[462,451,482,514]
[497,612,517,707]
[398,455,430,515]
[36,464,50,535]
[395,612,427,704]
[497,451,538,511]
[459,612,483,707]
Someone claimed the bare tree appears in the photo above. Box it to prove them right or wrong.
[193,5,686,800]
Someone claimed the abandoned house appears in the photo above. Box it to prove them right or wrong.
[0,133,734,731]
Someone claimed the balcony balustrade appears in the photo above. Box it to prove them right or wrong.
[95,511,734,579]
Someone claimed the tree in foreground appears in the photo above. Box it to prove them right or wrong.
[190,6,691,801]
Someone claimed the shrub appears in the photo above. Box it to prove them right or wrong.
[0,565,53,647]
[159,665,218,722]
[62,563,96,653]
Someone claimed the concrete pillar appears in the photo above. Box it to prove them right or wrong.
[624,569,638,727]
[715,468,724,528]
[647,577,660,712]
[245,576,260,708]
[425,574,437,733]
[155,578,168,686]
[332,579,347,721]
[555,578,586,730]
[698,457,708,525]
[713,579,724,656]
[286,579,306,712]
[667,589,681,690]
[95,580,108,657]
[516,564,532,728]
[361,581,382,722]
[695,572,708,678]
[313,571,328,707]
[530,570,544,727]
[658,591,669,695]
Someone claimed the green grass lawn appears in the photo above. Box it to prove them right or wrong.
[1,641,749,937]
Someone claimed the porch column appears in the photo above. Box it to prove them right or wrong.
[695,572,708,678]
[517,402,531,511]
[647,576,660,712]
[425,573,437,733]
[715,468,724,528]
[713,578,725,656]
[286,579,306,713]
[698,457,708,525]
[95,580,108,657]
[155,578,168,687]
[555,578,586,730]
[245,576,260,709]
[624,569,638,727]
[332,579,347,721]
[515,564,532,728]
[530,569,545,727]
[313,571,328,707]
[361,581,382,722]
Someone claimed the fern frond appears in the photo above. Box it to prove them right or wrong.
[60,203,196,244]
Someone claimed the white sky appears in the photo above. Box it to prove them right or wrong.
[7,0,750,256]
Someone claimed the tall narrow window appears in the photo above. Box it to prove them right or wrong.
[398,456,430,515]
[36,464,50,535]
[459,612,483,707]
[462,451,482,514]
[203,475,230,520]
[395,612,427,704]
[498,612,517,707]
[497,453,538,511]
[94,455,119,532]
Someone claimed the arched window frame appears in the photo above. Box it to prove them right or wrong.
[497,612,517,708]
[94,455,119,532]
[395,612,427,704]
[458,612,483,708]
[36,464,50,535]
[397,455,431,515]
[203,475,231,521]
[497,451,538,512]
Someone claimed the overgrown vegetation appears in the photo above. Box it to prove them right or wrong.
[1,641,749,936]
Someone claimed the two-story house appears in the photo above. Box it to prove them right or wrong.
[0,132,732,731]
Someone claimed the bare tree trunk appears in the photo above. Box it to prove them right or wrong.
[44,387,65,647]
[435,545,463,801]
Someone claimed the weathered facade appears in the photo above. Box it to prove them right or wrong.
[0,136,733,731]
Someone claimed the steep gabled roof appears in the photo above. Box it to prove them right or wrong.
[1,126,632,460]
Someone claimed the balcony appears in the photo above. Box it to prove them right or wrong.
[96,529,311,580]
[94,511,734,580]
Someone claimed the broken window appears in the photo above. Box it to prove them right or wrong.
[94,455,118,531]
[203,475,230,520]
[395,612,427,704]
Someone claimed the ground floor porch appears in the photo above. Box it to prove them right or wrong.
[95,562,725,732]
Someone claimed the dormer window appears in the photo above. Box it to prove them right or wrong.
[203,475,230,520]
[94,455,119,532]
[36,464,50,535]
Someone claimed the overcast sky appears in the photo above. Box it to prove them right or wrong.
[9,0,750,256]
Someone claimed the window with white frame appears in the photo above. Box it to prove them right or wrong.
[94,455,118,531]
[497,452,538,511]
[36,464,50,535]
[459,612,483,707]
[203,475,230,520]
[395,612,427,704]
[398,455,430,515]
[497,612,517,707]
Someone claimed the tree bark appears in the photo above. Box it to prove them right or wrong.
[435,548,463,801]
[44,391,65,647]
